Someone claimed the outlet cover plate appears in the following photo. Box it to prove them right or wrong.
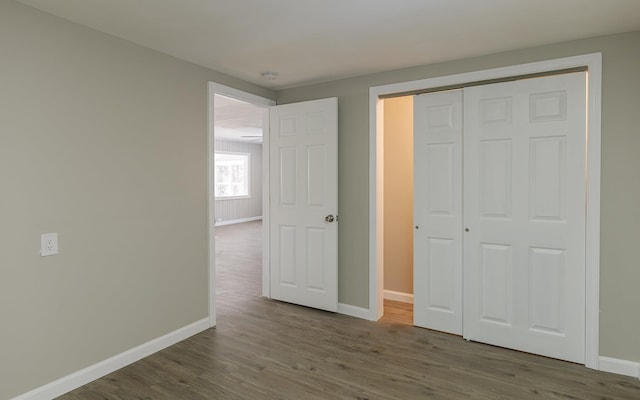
[41,233,58,256]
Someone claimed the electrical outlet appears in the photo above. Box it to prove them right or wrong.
[41,233,58,256]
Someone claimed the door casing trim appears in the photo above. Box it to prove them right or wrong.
[368,53,602,369]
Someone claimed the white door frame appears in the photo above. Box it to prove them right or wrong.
[207,82,276,327]
[368,53,602,369]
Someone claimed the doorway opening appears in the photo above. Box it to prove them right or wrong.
[378,95,415,326]
[207,83,275,326]
[213,93,266,311]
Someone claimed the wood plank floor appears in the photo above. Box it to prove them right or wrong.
[58,221,640,399]
[380,299,413,326]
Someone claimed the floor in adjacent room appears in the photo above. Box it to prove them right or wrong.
[58,221,640,399]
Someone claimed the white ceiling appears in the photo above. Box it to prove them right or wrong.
[16,0,640,90]
[214,94,264,143]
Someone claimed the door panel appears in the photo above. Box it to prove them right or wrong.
[463,72,586,363]
[479,140,512,218]
[413,90,463,334]
[480,243,512,325]
[270,98,338,312]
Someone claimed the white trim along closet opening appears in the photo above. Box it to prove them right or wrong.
[413,71,587,363]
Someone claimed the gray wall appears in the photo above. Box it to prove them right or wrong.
[214,139,263,223]
[277,31,640,362]
[0,1,273,398]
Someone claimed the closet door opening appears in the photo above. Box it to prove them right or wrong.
[379,96,415,325]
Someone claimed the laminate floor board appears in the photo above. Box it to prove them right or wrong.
[58,221,640,399]
[380,299,413,325]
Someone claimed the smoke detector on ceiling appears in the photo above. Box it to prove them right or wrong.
[261,71,279,80]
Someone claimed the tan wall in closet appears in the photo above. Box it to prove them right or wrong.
[383,97,414,296]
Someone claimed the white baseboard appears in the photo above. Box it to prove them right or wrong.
[599,356,640,379]
[12,318,210,400]
[338,303,376,321]
[383,290,414,304]
[215,216,262,227]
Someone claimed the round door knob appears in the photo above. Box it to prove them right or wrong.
[465,228,470,232]
[325,214,335,223]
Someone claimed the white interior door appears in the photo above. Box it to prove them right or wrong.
[269,97,338,312]
[463,72,587,363]
[413,90,463,334]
